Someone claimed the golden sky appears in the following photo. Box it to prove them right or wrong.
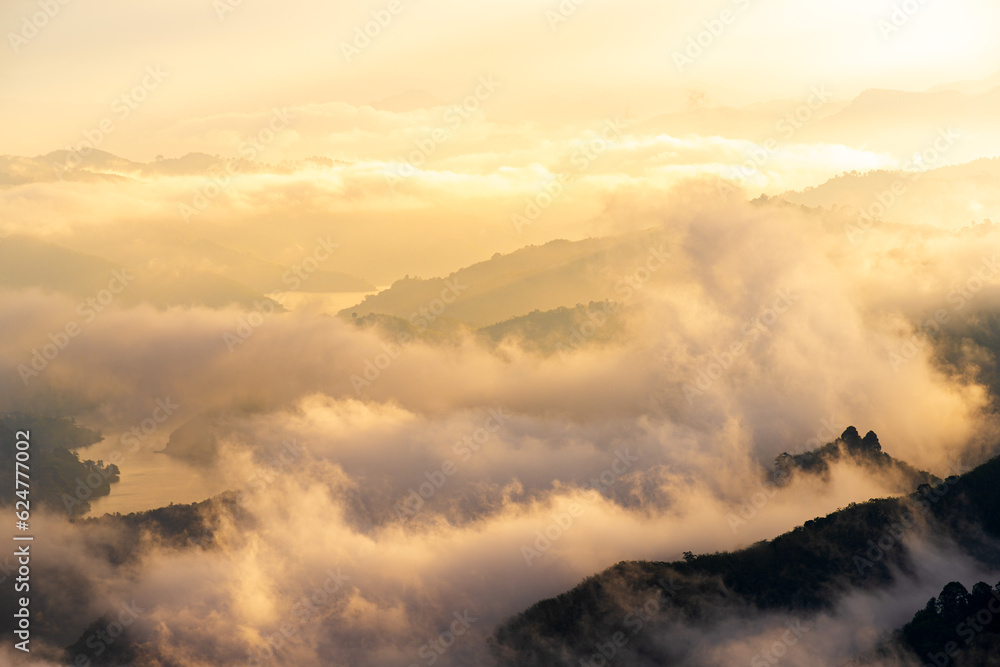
[2,0,1000,158]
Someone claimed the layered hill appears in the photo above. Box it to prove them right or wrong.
[340,231,674,329]
[771,425,940,491]
[0,234,373,311]
[0,235,278,309]
[778,158,1000,230]
[491,432,1000,666]
[0,414,112,516]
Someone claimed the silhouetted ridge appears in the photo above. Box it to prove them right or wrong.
[769,426,937,490]
[491,447,1000,666]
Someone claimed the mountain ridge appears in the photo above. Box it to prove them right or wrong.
[490,430,1000,666]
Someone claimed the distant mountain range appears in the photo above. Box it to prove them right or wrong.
[778,157,1000,229]
[635,83,1000,165]
[0,235,373,310]
[340,231,673,329]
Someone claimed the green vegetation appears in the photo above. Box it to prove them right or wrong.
[936,308,1000,413]
[491,434,1000,666]
[772,425,940,489]
[339,231,671,329]
[0,413,116,516]
[895,579,1000,665]
[478,301,628,354]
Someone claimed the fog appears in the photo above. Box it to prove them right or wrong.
[3,166,1000,663]
[4,7,1000,659]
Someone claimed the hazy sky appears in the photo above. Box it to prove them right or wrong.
[2,0,1000,157]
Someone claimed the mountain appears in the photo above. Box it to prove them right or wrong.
[340,231,674,329]
[771,426,940,491]
[0,490,246,653]
[340,300,635,358]
[490,431,1000,666]
[934,309,1000,413]
[7,423,990,665]
[0,414,112,516]
[0,235,123,296]
[878,578,1000,666]
[477,300,631,354]
[2,149,347,184]
[95,236,375,294]
[0,235,282,309]
[633,84,1000,166]
[777,158,1000,230]
[794,87,1000,162]
[633,97,847,143]
[930,69,1000,96]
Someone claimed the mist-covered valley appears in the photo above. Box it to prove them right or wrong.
[4,1,1000,665]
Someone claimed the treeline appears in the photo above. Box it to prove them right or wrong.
[491,431,1000,666]
[0,413,117,516]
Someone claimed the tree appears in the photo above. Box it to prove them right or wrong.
[937,581,969,618]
